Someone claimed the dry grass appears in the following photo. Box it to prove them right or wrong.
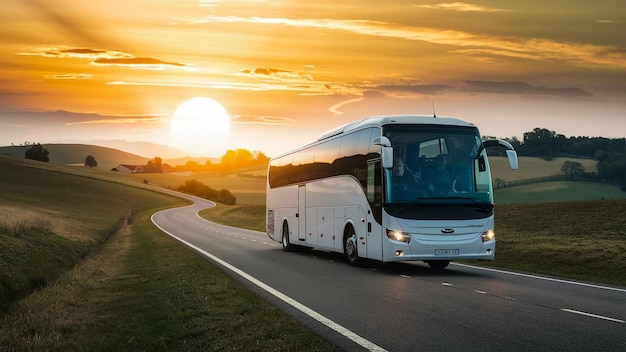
[0,206,88,241]
[0,210,337,352]
[0,218,130,350]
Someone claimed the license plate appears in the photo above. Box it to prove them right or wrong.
[435,249,459,256]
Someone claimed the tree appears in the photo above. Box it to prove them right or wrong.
[146,157,163,173]
[84,155,98,168]
[221,149,237,168]
[24,143,49,162]
[254,151,270,164]
[561,160,585,180]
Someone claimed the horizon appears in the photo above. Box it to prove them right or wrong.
[1,1,625,158]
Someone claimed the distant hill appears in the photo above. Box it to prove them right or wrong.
[0,144,149,170]
[86,140,193,159]
[0,144,221,170]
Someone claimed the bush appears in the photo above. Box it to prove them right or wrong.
[24,143,49,162]
[177,179,237,205]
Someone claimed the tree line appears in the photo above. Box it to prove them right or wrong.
[20,129,626,191]
[487,127,626,190]
[178,149,269,172]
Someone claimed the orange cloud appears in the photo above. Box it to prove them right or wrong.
[232,115,294,126]
[418,2,512,13]
[43,73,92,80]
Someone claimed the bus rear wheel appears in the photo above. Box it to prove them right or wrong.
[344,226,360,266]
[282,221,294,252]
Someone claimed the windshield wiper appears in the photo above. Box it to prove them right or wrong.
[462,197,493,214]
[396,197,448,214]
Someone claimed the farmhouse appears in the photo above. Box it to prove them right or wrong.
[113,164,145,173]
[113,163,173,173]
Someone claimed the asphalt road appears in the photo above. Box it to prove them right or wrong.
[151,194,626,351]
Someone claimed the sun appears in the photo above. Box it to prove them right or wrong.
[171,97,230,137]
[170,97,231,156]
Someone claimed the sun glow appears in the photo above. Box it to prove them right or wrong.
[171,97,231,156]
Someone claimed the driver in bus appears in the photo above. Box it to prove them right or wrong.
[393,158,425,194]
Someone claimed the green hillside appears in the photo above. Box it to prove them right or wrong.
[0,144,149,170]
[489,156,597,182]
[0,155,336,351]
[0,144,221,171]
[0,155,187,313]
[495,181,626,204]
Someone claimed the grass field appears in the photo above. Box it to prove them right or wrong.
[0,156,336,351]
[489,156,598,182]
[482,199,626,285]
[495,181,626,204]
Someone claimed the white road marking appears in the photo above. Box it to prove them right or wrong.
[561,309,625,324]
[152,213,387,352]
[452,263,626,293]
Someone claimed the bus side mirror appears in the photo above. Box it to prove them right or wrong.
[506,149,518,170]
[374,137,393,169]
[482,139,519,170]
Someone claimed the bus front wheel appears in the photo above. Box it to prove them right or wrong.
[282,221,294,252]
[426,260,450,270]
[344,226,360,266]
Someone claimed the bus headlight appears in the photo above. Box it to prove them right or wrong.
[481,229,495,242]
[386,229,411,243]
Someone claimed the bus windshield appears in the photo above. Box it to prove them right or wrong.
[383,125,493,213]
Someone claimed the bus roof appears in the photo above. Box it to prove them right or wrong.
[317,115,475,141]
[270,115,476,160]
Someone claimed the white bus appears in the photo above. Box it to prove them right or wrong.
[266,115,518,269]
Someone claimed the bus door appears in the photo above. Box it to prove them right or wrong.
[298,185,307,242]
[366,160,384,261]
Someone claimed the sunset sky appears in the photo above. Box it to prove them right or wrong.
[1,0,625,158]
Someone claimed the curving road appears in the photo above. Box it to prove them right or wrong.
[152,194,626,351]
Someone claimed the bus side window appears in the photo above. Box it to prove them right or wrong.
[367,161,383,223]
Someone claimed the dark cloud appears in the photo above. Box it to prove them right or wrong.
[362,90,386,99]
[376,84,450,95]
[62,48,107,55]
[239,67,312,81]
[30,47,186,69]
[93,57,186,67]
[463,80,593,97]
